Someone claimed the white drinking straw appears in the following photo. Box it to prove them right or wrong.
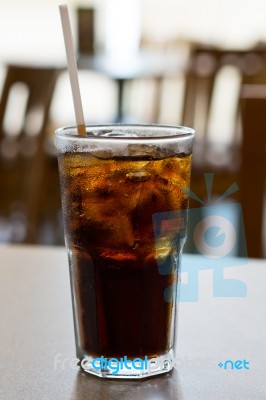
[59,4,86,135]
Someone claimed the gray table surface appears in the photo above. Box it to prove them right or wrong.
[0,245,265,400]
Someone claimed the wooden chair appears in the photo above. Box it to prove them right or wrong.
[183,47,241,212]
[180,46,266,257]
[0,63,64,244]
[183,45,266,161]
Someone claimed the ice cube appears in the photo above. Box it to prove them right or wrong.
[99,130,138,137]
[127,144,169,159]
[91,149,113,159]
[126,171,151,182]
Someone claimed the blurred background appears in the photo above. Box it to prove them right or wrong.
[0,0,265,257]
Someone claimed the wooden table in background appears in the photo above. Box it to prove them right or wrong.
[78,50,187,121]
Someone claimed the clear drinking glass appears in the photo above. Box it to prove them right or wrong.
[55,124,194,379]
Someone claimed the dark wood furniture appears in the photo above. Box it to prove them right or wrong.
[0,63,64,243]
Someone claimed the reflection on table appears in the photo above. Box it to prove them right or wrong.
[71,369,181,400]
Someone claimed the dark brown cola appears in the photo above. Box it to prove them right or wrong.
[58,152,191,359]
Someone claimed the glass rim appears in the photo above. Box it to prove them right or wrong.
[55,123,195,141]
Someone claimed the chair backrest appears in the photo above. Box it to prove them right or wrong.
[240,84,266,258]
[182,46,266,170]
[77,7,95,54]
[182,47,266,258]
[0,63,63,243]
